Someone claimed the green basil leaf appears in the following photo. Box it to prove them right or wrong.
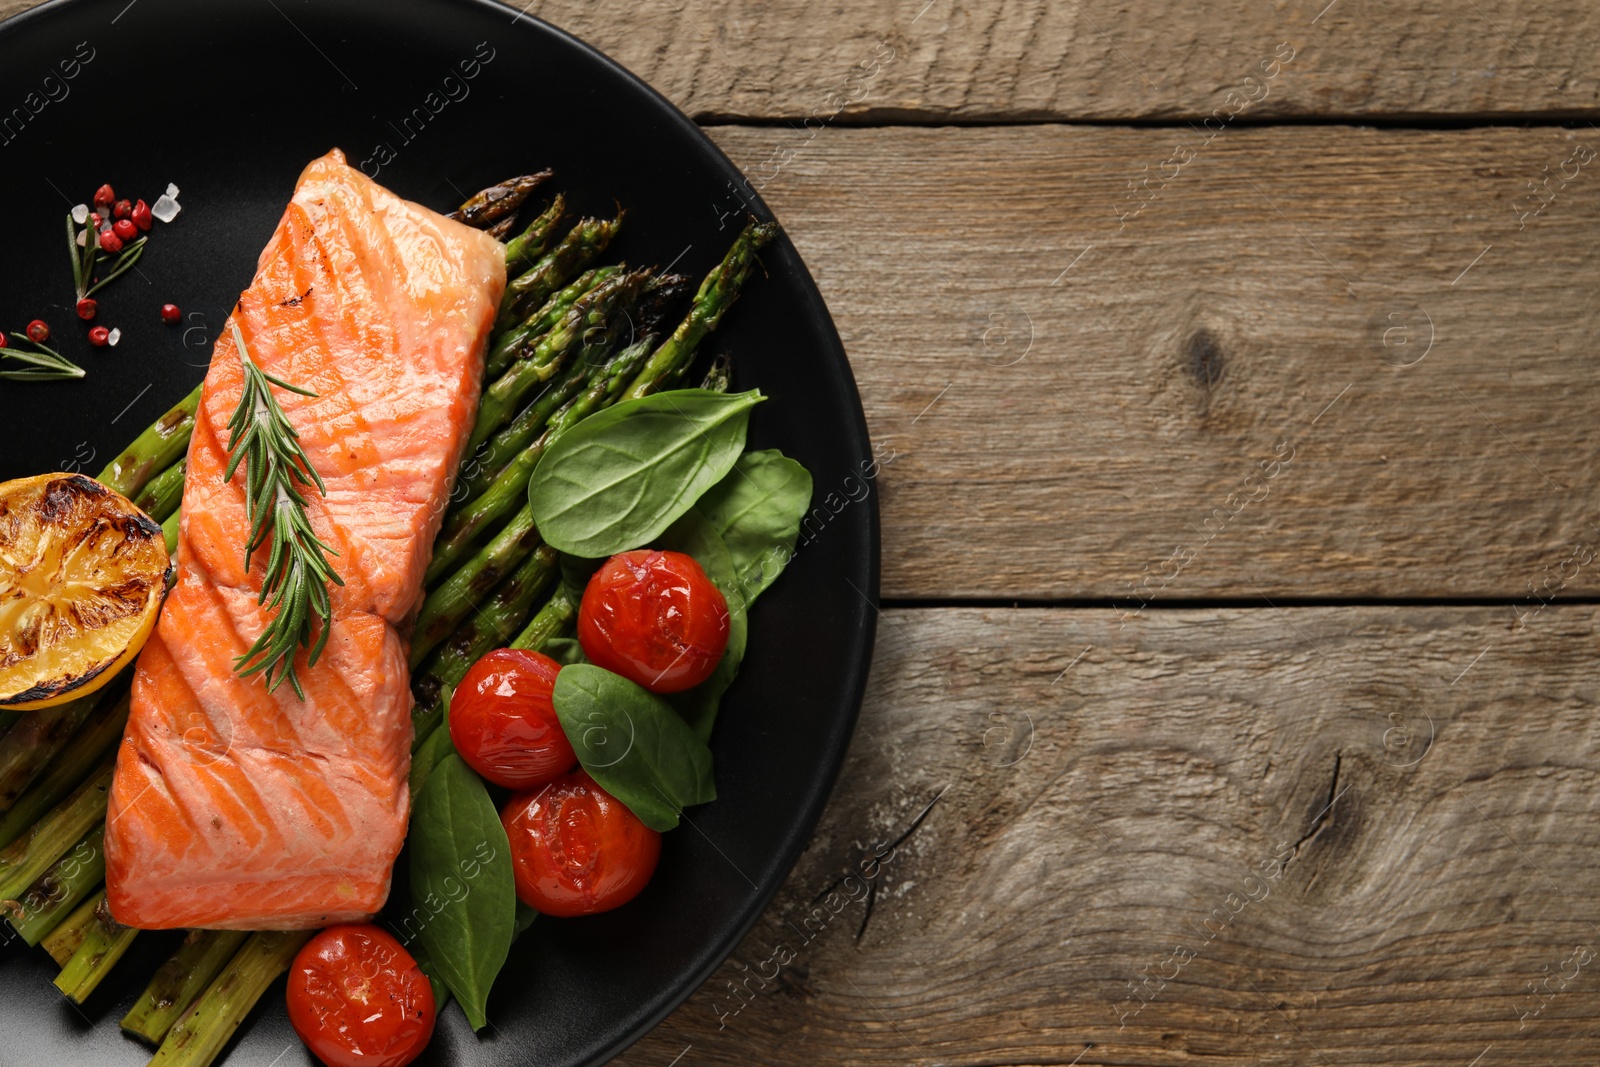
[552,663,716,831]
[409,755,515,1031]
[696,449,813,605]
[662,509,748,741]
[527,389,764,557]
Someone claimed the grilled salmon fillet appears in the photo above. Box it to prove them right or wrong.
[104,149,505,929]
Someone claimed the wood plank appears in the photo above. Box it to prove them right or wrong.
[524,0,1600,122]
[444,0,1600,123]
[618,606,1600,1066]
[707,123,1600,599]
[5,0,1596,121]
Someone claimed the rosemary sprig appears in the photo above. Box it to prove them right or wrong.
[222,323,343,699]
[66,212,83,296]
[0,337,86,381]
[66,209,148,300]
[85,237,147,297]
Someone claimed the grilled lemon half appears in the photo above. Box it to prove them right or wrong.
[0,473,172,710]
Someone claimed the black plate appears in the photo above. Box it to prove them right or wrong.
[0,1,878,1063]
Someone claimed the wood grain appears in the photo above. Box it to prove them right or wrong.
[488,0,1600,123]
[708,122,1600,600]
[618,606,1600,1067]
[7,0,1598,121]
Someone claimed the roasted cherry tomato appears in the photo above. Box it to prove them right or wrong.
[577,550,729,693]
[286,924,435,1067]
[449,648,576,789]
[501,769,661,917]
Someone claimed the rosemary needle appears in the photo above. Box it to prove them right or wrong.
[222,323,343,699]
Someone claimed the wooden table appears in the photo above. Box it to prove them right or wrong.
[17,0,1599,1062]
[574,4,1600,1065]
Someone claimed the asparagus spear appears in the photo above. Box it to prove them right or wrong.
[471,268,648,452]
[411,503,541,667]
[546,337,656,440]
[496,213,623,331]
[409,579,582,770]
[412,545,559,741]
[418,543,560,703]
[634,271,695,332]
[497,258,687,379]
[41,891,97,966]
[449,171,550,227]
[486,263,619,379]
[431,243,743,582]
[3,824,103,946]
[463,317,655,506]
[427,338,653,586]
[483,215,519,241]
[123,930,250,1046]
[503,192,566,274]
[0,689,106,813]
[445,343,610,530]
[149,931,312,1066]
[0,689,132,850]
[133,458,185,522]
[623,219,779,401]
[54,891,138,1004]
[0,753,114,901]
[97,383,201,498]
[510,581,581,651]
[698,351,734,393]
[162,509,181,554]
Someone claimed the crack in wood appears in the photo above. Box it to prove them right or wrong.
[808,785,948,942]
[1285,751,1343,875]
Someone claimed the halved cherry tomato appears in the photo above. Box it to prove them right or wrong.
[449,648,577,789]
[577,549,729,693]
[286,924,435,1067]
[501,769,661,917]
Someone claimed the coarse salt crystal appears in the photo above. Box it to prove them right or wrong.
[75,229,86,247]
[165,182,179,198]
[152,194,181,223]
[107,327,122,347]
[71,204,88,224]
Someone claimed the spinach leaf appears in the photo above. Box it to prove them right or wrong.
[662,508,748,741]
[409,755,515,1031]
[527,389,764,557]
[409,697,458,798]
[405,934,451,1013]
[672,614,745,742]
[552,663,716,831]
[696,449,813,605]
[559,554,603,592]
[541,637,587,666]
[513,901,540,940]
[662,506,741,596]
